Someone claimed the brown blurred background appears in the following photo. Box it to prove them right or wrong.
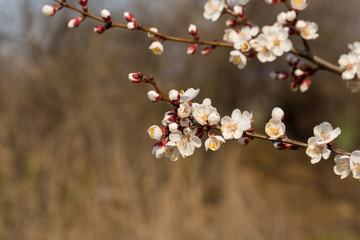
[0,0,360,239]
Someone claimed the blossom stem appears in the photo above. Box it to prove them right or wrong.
[143,75,178,107]
[53,0,343,77]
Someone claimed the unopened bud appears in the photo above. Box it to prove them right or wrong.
[187,44,198,55]
[233,5,244,17]
[265,0,282,5]
[42,5,56,17]
[168,123,179,133]
[78,0,88,7]
[93,25,105,34]
[226,19,237,27]
[147,125,163,141]
[123,12,135,22]
[201,46,213,55]
[286,10,297,21]
[273,142,288,150]
[286,54,299,66]
[271,107,285,121]
[147,90,161,102]
[128,72,142,83]
[208,112,220,126]
[188,24,198,35]
[101,9,111,21]
[169,89,179,102]
[127,21,138,30]
[294,68,306,77]
[68,16,83,28]
[290,80,299,92]
[238,136,251,146]
[299,77,311,93]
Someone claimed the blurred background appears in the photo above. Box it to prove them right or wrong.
[0,0,359,239]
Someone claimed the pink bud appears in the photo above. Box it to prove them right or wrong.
[147,91,161,102]
[290,80,299,92]
[68,16,83,28]
[226,19,237,27]
[286,54,299,66]
[128,72,142,83]
[187,44,198,55]
[273,142,289,150]
[123,12,135,22]
[201,46,212,55]
[188,24,198,35]
[101,9,111,21]
[78,0,88,7]
[93,25,105,34]
[238,136,251,146]
[127,21,138,30]
[299,77,311,92]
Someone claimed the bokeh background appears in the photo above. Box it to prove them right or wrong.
[0,0,360,239]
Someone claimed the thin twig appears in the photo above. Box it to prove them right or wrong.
[53,0,343,77]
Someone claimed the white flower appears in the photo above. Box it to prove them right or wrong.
[290,0,308,11]
[250,34,276,63]
[306,137,331,164]
[152,142,167,158]
[224,26,259,52]
[263,23,292,57]
[192,98,219,125]
[169,129,202,157]
[147,90,160,102]
[149,41,164,55]
[147,125,163,140]
[295,20,319,40]
[42,5,55,17]
[164,142,180,161]
[338,52,359,80]
[350,150,360,179]
[203,0,225,22]
[229,50,247,69]
[313,122,341,145]
[265,118,286,140]
[147,27,159,38]
[333,154,351,179]
[204,135,225,151]
[180,88,200,102]
[177,102,192,118]
[271,107,284,120]
[221,109,252,140]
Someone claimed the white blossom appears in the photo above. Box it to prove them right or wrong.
[290,0,308,11]
[205,135,225,151]
[164,142,180,161]
[169,89,179,102]
[306,137,331,164]
[152,142,167,158]
[313,122,341,145]
[229,50,247,69]
[338,52,359,80]
[147,125,163,140]
[295,20,319,40]
[271,107,284,120]
[203,0,225,22]
[333,154,351,179]
[169,129,201,157]
[149,41,164,55]
[221,109,252,140]
[346,79,360,93]
[192,98,219,125]
[147,27,159,38]
[265,118,285,140]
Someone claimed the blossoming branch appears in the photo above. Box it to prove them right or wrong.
[42,0,360,92]
[129,72,359,181]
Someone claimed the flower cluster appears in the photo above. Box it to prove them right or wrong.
[306,122,341,164]
[144,85,255,160]
[338,41,360,92]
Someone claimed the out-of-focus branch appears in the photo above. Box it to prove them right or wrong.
[53,0,343,77]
